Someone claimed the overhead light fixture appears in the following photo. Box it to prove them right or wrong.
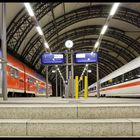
[110,3,120,16]
[24,3,34,17]
[101,25,108,35]
[88,70,92,73]
[36,26,43,35]
[52,70,56,73]
[94,41,99,49]
[44,42,49,49]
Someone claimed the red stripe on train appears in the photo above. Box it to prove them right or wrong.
[94,81,140,92]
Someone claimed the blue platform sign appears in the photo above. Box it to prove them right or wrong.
[41,53,65,65]
[0,51,2,58]
[74,52,98,63]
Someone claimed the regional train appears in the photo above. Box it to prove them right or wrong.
[0,50,52,97]
[88,55,140,97]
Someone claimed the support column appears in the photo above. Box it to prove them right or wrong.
[56,70,58,97]
[1,3,7,100]
[65,50,69,98]
[96,62,100,98]
[60,78,62,97]
[71,50,74,98]
[66,50,68,81]
[46,66,48,98]
[81,76,84,93]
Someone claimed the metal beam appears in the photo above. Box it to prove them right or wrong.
[1,3,8,100]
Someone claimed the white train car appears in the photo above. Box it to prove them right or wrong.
[88,55,140,97]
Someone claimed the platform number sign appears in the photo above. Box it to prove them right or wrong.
[74,52,98,63]
[41,53,65,65]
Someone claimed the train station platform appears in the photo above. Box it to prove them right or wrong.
[0,97,140,137]
[1,96,140,104]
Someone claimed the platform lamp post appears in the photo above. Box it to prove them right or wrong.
[65,40,74,98]
[1,3,8,100]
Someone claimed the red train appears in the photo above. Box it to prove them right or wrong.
[0,51,52,97]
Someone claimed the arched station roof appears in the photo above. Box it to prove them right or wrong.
[0,3,140,89]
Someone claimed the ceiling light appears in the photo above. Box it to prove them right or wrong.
[24,3,34,17]
[94,41,99,49]
[44,42,49,49]
[36,26,43,35]
[110,3,120,16]
[101,25,108,35]
[88,70,92,73]
[52,70,56,73]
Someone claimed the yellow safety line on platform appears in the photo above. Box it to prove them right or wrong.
[84,76,88,99]
[75,76,79,100]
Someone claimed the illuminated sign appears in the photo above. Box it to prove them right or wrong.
[0,51,2,58]
[41,53,65,64]
[74,52,98,63]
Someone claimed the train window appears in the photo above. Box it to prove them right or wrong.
[112,78,116,85]
[28,77,35,84]
[10,67,15,77]
[15,69,19,79]
[124,71,131,82]
[10,67,19,79]
[108,79,113,86]
[116,75,123,84]
[134,67,140,79]
[101,83,103,88]
[100,67,140,88]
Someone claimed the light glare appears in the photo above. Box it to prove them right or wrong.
[101,25,108,35]
[24,3,34,17]
[44,42,49,49]
[94,41,99,49]
[36,26,43,35]
[110,3,120,16]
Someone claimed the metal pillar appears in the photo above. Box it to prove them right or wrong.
[56,70,58,97]
[1,3,7,100]
[60,78,62,97]
[62,80,65,97]
[66,50,69,80]
[71,50,74,98]
[80,80,82,93]
[65,50,69,98]
[46,66,48,98]
[82,77,83,92]
[96,62,100,98]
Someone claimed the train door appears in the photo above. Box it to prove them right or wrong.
[19,73,24,91]
[27,77,30,92]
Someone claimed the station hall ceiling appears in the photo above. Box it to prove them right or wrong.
[1,2,140,86]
